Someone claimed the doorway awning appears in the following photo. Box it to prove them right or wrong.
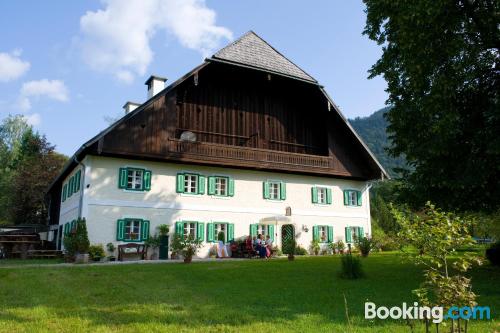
[259,215,293,225]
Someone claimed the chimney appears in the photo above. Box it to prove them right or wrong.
[123,101,141,114]
[145,75,167,99]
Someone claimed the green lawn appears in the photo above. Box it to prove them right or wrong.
[0,253,498,333]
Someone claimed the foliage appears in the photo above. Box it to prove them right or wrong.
[272,246,282,257]
[88,244,105,260]
[217,231,225,242]
[106,242,115,253]
[310,239,320,255]
[334,240,346,253]
[208,245,217,258]
[469,210,500,241]
[349,107,407,177]
[371,227,399,252]
[355,237,374,257]
[144,235,161,249]
[370,181,400,234]
[340,254,364,279]
[392,202,482,312]
[364,0,500,212]
[157,224,169,236]
[63,218,90,258]
[170,234,202,261]
[294,245,307,255]
[0,115,67,225]
[486,241,500,266]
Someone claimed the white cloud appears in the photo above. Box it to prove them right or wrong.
[24,113,41,126]
[0,50,31,82]
[79,0,232,83]
[18,79,69,110]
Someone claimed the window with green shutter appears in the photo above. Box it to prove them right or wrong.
[175,221,202,240]
[263,180,286,200]
[62,184,67,202]
[313,225,332,243]
[343,189,362,206]
[208,176,234,197]
[116,218,150,242]
[312,186,332,205]
[345,227,353,243]
[68,177,74,197]
[176,173,205,195]
[118,167,152,191]
[250,224,258,237]
[75,170,81,192]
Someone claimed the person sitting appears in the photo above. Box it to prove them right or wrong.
[256,234,266,258]
[265,235,273,258]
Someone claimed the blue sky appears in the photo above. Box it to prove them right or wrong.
[0,0,388,156]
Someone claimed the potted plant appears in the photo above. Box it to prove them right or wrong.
[335,240,346,254]
[89,244,105,262]
[106,242,116,261]
[144,234,161,260]
[158,224,170,236]
[311,239,320,255]
[208,245,217,258]
[63,218,90,263]
[356,237,373,257]
[288,239,296,261]
[170,234,202,263]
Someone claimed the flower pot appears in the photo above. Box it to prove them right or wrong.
[183,257,192,263]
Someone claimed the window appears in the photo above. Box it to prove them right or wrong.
[313,225,333,243]
[118,167,152,191]
[62,184,68,202]
[176,173,205,195]
[208,176,235,197]
[319,226,328,242]
[345,226,364,243]
[175,221,204,241]
[343,190,362,206]
[128,169,143,190]
[184,174,198,194]
[124,220,141,241]
[249,224,275,241]
[263,181,286,200]
[215,177,227,196]
[214,223,226,241]
[116,219,150,242]
[257,225,267,237]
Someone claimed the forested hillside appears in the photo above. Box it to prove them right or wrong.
[349,107,406,177]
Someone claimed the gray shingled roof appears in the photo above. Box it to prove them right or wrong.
[211,31,317,83]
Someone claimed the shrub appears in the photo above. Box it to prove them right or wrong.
[356,237,374,257]
[310,239,320,255]
[272,246,282,257]
[335,240,346,253]
[486,241,500,266]
[170,234,202,262]
[340,254,364,279]
[371,227,399,251]
[320,249,328,256]
[157,224,170,236]
[88,244,105,261]
[294,246,307,255]
[63,218,90,258]
[106,242,115,253]
[217,231,225,242]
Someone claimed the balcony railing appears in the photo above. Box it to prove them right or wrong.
[167,139,332,170]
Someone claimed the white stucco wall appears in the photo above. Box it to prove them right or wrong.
[70,156,372,258]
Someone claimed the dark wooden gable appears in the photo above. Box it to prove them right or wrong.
[90,61,383,180]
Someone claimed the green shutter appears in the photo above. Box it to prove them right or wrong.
[227,223,234,242]
[208,177,216,195]
[141,220,150,241]
[345,227,352,243]
[206,223,214,242]
[343,190,349,206]
[312,225,319,241]
[358,227,364,239]
[176,174,185,193]
[119,168,128,189]
[357,191,362,206]
[326,188,332,204]
[327,226,334,242]
[267,224,275,242]
[263,182,270,199]
[63,223,68,235]
[198,175,206,195]
[197,222,204,241]
[143,170,152,191]
[62,184,67,202]
[311,187,318,203]
[75,170,81,192]
[228,178,235,197]
[117,219,125,241]
[68,177,73,197]
[280,182,286,200]
[175,221,184,236]
[250,224,258,237]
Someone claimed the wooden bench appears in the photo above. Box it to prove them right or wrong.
[118,243,146,261]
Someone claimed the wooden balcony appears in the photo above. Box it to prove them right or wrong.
[166,139,338,175]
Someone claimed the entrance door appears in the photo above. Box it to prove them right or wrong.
[281,224,295,254]
[159,235,169,260]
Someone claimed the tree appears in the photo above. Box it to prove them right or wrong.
[363,0,500,212]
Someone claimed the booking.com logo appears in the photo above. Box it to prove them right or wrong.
[365,302,491,323]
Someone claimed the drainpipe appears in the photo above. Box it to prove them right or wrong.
[74,156,86,219]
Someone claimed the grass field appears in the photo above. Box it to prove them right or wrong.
[0,253,498,333]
